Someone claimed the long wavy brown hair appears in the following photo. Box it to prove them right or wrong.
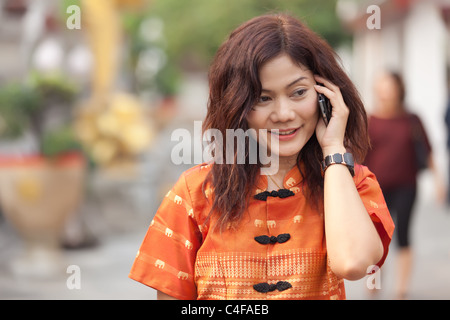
[203,13,369,230]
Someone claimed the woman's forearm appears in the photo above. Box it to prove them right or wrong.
[323,163,383,280]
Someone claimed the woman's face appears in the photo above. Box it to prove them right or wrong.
[374,73,402,112]
[246,54,319,160]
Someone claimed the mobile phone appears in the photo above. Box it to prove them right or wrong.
[318,92,331,126]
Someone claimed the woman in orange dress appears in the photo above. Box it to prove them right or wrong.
[129,13,394,300]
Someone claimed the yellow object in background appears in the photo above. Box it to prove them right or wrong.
[81,0,120,100]
[16,176,42,203]
[75,93,153,166]
[77,0,153,168]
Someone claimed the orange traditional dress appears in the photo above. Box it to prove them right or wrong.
[129,163,394,300]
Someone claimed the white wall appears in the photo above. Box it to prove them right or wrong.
[403,0,448,193]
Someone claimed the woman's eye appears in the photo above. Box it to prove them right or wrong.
[258,96,271,103]
[292,89,307,97]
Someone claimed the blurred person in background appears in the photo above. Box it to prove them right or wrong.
[365,71,445,299]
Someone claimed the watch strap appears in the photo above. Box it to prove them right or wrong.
[322,152,355,176]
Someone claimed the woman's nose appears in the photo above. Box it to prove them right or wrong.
[271,98,296,123]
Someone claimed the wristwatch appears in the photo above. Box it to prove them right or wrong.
[321,152,355,177]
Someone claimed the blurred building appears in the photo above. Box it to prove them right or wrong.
[338,0,450,185]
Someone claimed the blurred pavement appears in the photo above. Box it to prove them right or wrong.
[0,214,156,300]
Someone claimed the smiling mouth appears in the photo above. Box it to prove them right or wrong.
[269,127,300,136]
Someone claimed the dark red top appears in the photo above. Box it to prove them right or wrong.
[364,113,431,190]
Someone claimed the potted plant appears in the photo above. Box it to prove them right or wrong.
[0,73,86,277]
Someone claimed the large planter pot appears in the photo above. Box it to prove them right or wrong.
[0,152,85,277]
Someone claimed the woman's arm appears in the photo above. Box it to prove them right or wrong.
[323,159,384,280]
[428,153,447,205]
[314,75,383,280]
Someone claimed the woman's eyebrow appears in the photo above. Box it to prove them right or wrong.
[286,76,308,88]
[261,76,308,93]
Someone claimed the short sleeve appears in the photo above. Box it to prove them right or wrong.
[411,114,432,154]
[129,172,202,300]
[354,164,395,269]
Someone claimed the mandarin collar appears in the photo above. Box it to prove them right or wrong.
[255,163,303,192]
